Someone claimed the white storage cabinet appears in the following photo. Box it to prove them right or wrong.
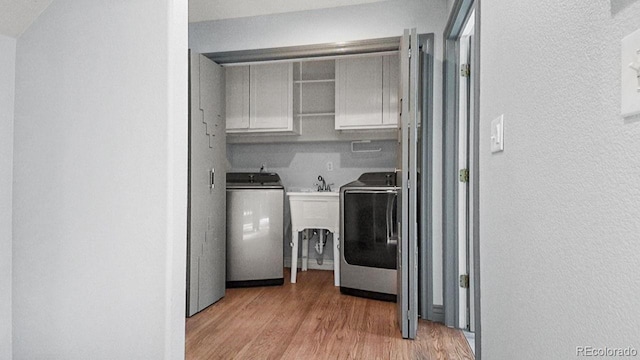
[225,63,294,133]
[335,54,399,130]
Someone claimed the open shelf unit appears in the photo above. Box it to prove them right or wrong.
[293,60,336,118]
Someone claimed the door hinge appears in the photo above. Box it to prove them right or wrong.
[459,274,469,288]
[461,63,470,78]
[408,48,412,58]
[459,169,469,183]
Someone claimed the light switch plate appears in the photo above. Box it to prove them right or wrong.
[621,28,640,117]
[491,115,504,153]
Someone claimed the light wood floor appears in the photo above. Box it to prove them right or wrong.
[186,269,474,360]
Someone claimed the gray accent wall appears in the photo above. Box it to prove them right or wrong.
[478,1,640,358]
[0,33,16,360]
[12,0,188,358]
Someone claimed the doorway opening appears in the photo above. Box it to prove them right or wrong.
[184,32,462,357]
[443,0,480,358]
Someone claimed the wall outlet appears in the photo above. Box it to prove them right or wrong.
[326,161,334,171]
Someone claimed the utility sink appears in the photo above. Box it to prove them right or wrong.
[287,191,339,230]
[287,190,340,286]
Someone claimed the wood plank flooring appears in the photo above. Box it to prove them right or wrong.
[186,269,474,360]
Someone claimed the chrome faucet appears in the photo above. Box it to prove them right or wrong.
[315,175,334,192]
[317,175,326,191]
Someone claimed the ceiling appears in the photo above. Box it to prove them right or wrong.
[188,0,389,23]
[0,0,389,38]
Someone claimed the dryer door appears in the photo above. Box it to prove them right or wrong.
[343,190,398,270]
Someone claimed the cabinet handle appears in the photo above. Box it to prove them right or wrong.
[210,168,215,189]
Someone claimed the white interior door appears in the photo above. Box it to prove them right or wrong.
[397,28,419,339]
[187,52,226,317]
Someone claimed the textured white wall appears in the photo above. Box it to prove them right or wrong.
[446,0,455,13]
[0,33,16,360]
[479,1,640,358]
[12,0,187,359]
[191,0,448,306]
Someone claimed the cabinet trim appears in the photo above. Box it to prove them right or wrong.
[206,37,400,64]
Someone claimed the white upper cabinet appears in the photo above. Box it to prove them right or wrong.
[225,54,397,135]
[225,66,250,131]
[382,54,399,126]
[335,54,399,130]
[250,63,293,131]
[225,63,294,133]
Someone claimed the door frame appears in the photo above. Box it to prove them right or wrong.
[190,34,446,342]
[204,35,437,324]
[443,0,481,357]
[456,32,471,331]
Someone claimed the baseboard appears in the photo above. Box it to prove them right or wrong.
[284,257,334,271]
[431,305,445,323]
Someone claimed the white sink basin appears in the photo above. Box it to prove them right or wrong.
[287,191,339,232]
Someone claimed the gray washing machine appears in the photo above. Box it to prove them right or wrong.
[340,172,398,301]
[226,172,284,287]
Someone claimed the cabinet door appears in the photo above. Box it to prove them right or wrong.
[383,54,399,126]
[250,63,293,131]
[225,66,249,131]
[335,56,383,129]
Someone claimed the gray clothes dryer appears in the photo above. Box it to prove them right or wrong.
[340,172,398,301]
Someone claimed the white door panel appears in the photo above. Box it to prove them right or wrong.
[397,28,419,340]
[187,52,226,316]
